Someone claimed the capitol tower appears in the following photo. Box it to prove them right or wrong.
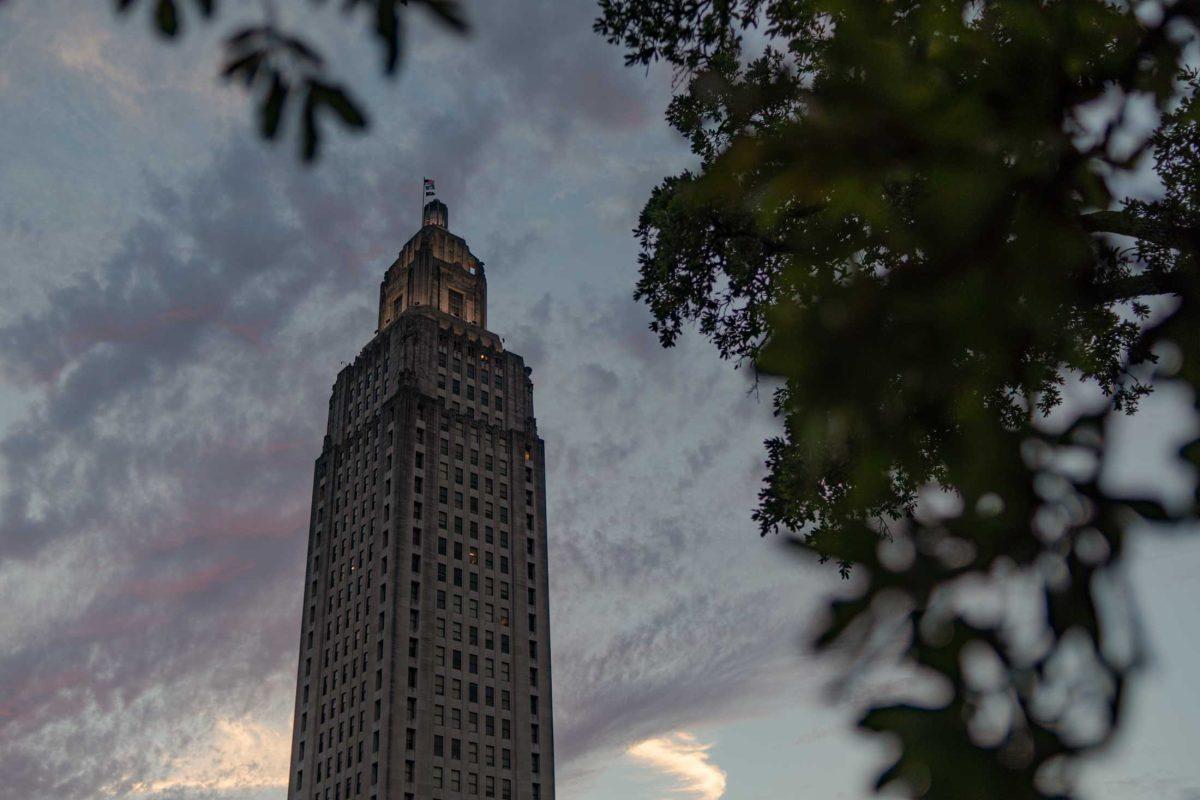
[287,192,555,800]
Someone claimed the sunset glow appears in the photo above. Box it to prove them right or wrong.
[627,731,727,800]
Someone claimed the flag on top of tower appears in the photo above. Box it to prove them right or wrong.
[424,177,436,197]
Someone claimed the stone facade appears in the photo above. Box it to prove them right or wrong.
[377,200,488,333]
[286,200,555,800]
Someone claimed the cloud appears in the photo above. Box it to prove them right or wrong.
[129,716,291,796]
[627,731,728,800]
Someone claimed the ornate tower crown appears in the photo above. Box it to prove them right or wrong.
[422,198,448,228]
[377,198,488,332]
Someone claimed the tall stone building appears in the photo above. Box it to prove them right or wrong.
[286,198,555,800]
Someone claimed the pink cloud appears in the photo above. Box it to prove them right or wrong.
[117,558,254,602]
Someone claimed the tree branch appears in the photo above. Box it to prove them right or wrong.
[1091,271,1187,301]
[1079,209,1195,251]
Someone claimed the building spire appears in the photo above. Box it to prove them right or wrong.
[421,177,443,228]
[423,197,448,229]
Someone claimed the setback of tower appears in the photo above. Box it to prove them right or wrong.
[287,199,555,800]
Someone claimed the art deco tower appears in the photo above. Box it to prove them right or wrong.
[286,197,555,800]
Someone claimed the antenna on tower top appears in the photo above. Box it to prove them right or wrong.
[422,177,436,226]
[422,183,449,229]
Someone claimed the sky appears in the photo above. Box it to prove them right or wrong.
[0,2,1198,800]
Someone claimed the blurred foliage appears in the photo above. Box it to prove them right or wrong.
[8,0,472,161]
[598,0,1200,797]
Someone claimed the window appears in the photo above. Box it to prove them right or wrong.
[449,290,464,317]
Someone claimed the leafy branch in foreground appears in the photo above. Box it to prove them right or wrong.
[100,0,470,161]
[599,0,1200,797]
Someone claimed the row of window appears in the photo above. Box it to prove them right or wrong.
[297,350,545,799]
[437,370,506,409]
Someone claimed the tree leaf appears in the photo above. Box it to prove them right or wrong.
[221,49,265,86]
[155,0,179,37]
[300,88,319,163]
[225,26,267,48]
[375,0,401,74]
[420,0,469,33]
[281,33,324,67]
[260,74,289,140]
[317,82,368,129]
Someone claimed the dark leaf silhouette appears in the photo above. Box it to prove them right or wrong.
[114,0,214,38]
[96,0,470,161]
[220,26,367,162]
